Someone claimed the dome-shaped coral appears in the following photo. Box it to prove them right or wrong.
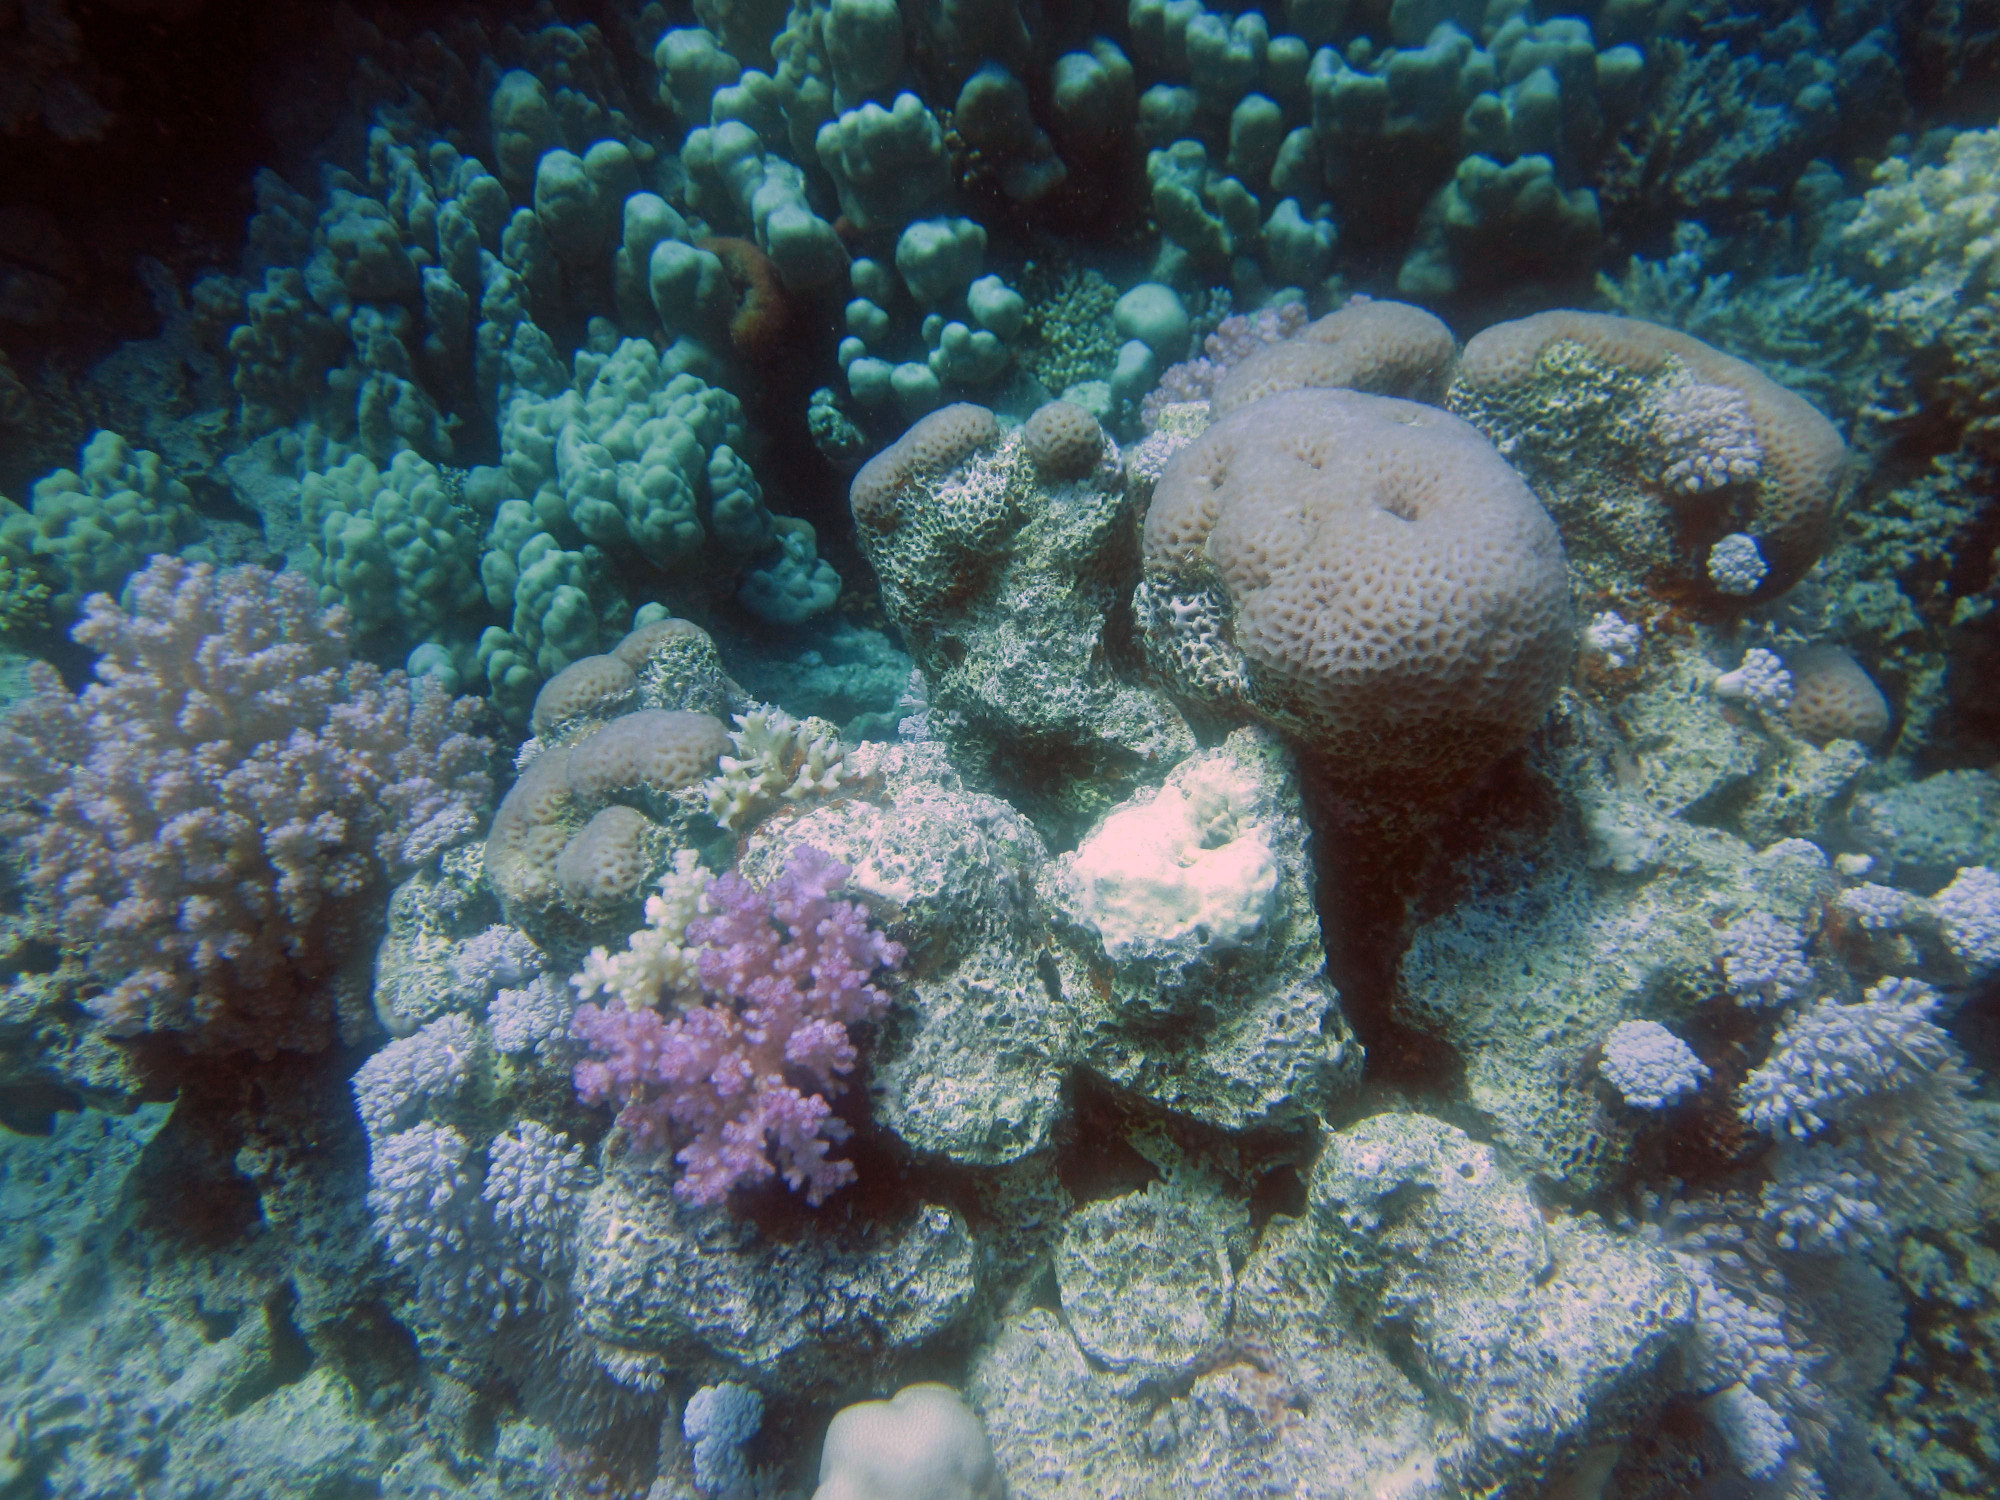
[1141,386,1573,793]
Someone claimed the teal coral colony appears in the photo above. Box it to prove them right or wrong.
[3,0,2000,1496]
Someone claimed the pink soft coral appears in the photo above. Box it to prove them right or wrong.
[571,847,904,1206]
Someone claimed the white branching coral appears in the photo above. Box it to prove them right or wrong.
[702,707,847,830]
[1837,882,1919,930]
[1713,648,1794,714]
[1582,610,1641,670]
[571,849,711,1010]
[1738,977,1978,1251]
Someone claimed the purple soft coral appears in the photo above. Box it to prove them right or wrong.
[571,847,904,1206]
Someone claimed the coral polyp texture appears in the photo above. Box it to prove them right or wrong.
[850,398,1194,834]
[570,846,904,1206]
[1449,309,1849,602]
[1139,385,1573,793]
[1209,296,1458,413]
[0,556,491,1056]
[485,629,734,936]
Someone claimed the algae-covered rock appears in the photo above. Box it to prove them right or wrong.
[1053,1169,1246,1382]
[972,1112,1691,1499]
[572,1163,978,1400]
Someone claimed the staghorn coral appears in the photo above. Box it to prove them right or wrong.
[570,846,902,1205]
[0,557,491,1056]
[1739,978,1979,1254]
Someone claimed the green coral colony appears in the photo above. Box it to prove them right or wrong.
[4,0,2000,1496]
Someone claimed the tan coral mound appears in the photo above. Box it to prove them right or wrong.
[566,709,730,803]
[1454,310,1847,596]
[1022,400,1104,480]
[1787,645,1891,746]
[531,654,637,736]
[1143,387,1574,791]
[1213,298,1458,416]
[850,402,1000,524]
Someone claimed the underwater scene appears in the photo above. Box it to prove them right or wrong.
[2,0,1999,1494]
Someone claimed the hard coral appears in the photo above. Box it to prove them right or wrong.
[0,557,492,1055]
[570,847,903,1206]
[1140,386,1573,795]
[1210,298,1457,415]
[1451,310,1848,601]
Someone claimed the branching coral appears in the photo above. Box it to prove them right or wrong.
[1738,978,1978,1251]
[0,557,492,1055]
[570,847,903,1205]
[702,707,847,831]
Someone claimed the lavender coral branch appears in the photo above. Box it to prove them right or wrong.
[571,847,904,1207]
[0,556,492,1055]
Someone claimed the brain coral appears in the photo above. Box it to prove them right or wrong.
[1021,400,1104,481]
[1449,311,1848,601]
[1785,645,1891,747]
[566,709,732,804]
[1212,298,1458,416]
[486,625,734,933]
[1140,386,1573,793]
[849,402,1001,527]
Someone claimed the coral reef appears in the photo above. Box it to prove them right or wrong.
[1139,383,1573,796]
[6,0,2000,1496]
[571,846,904,1206]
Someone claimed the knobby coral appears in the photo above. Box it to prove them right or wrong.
[570,846,903,1205]
[0,556,492,1055]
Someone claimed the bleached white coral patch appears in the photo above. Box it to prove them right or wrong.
[1064,757,1278,962]
[571,849,711,1010]
[1582,610,1641,670]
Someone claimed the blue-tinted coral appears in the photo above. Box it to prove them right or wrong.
[1738,978,1968,1140]
[1717,910,1815,1007]
[488,975,575,1057]
[683,1382,763,1498]
[1599,1020,1710,1110]
[352,1012,479,1137]
[1933,866,2000,979]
